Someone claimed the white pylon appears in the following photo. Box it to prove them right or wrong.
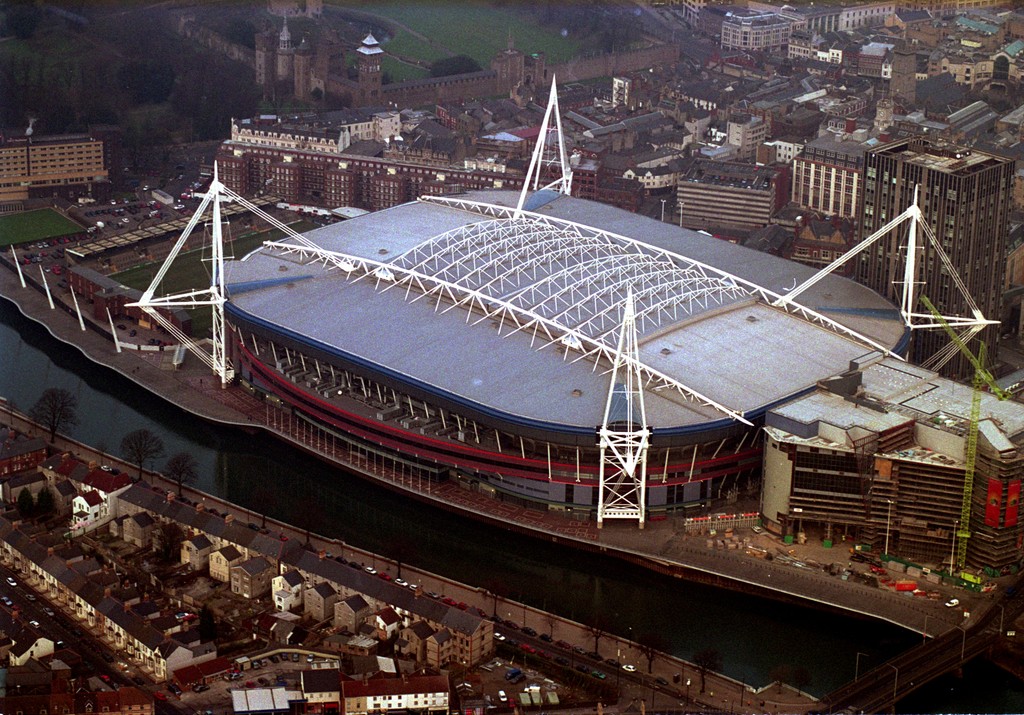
[597,291,650,529]
[128,164,235,386]
[514,76,573,218]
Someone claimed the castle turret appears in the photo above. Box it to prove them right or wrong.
[357,33,383,103]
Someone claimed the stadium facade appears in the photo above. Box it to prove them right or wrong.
[219,188,909,520]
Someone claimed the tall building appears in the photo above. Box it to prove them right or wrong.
[857,137,1014,376]
[792,135,866,220]
[0,129,112,205]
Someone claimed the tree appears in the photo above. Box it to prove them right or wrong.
[386,535,418,579]
[693,648,722,694]
[483,577,508,617]
[35,486,54,516]
[30,388,78,441]
[769,664,791,694]
[17,488,34,517]
[154,522,183,563]
[164,452,199,495]
[586,612,612,654]
[199,604,218,642]
[790,666,811,693]
[637,631,670,674]
[120,429,165,479]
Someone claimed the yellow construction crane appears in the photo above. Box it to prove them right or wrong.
[921,296,1010,569]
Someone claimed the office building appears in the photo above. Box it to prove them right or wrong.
[857,137,1014,376]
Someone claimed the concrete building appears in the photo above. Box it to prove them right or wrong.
[727,113,767,161]
[0,128,115,205]
[720,11,792,53]
[763,356,1024,571]
[857,137,1014,376]
[792,135,866,220]
[678,160,789,231]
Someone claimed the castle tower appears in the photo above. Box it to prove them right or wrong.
[277,16,295,81]
[254,29,278,97]
[890,43,917,108]
[357,33,383,103]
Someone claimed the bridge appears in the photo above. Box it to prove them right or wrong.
[820,578,1024,714]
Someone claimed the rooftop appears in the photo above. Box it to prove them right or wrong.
[225,191,905,434]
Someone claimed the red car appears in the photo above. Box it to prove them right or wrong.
[153,692,167,701]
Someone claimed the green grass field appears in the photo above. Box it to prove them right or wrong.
[353,2,580,68]
[0,209,84,247]
[112,220,316,337]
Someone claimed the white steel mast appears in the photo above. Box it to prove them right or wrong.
[597,292,650,528]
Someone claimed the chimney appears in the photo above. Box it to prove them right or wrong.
[104,587,112,598]
[845,117,856,134]
[88,461,97,469]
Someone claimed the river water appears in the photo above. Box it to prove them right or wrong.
[2,297,1021,711]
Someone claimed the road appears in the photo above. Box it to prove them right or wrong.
[0,563,190,715]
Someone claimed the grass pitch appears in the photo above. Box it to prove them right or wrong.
[0,209,84,248]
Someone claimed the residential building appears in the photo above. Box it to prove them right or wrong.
[334,594,372,633]
[0,432,46,477]
[305,581,339,622]
[786,218,857,274]
[857,137,1014,376]
[231,556,274,599]
[792,135,866,220]
[273,569,305,612]
[181,533,214,570]
[339,673,450,715]
[678,160,789,231]
[209,544,245,582]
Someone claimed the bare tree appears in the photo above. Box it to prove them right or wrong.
[30,388,78,441]
[120,428,165,479]
[586,612,612,655]
[164,451,199,495]
[483,577,509,617]
[769,664,791,694]
[637,631,670,674]
[694,648,722,694]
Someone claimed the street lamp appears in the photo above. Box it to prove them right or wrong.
[855,651,868,681]
[956,624,967,662]
[685,678,691,704]
[884,499,895,556]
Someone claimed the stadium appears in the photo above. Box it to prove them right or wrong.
[211,186,908,522]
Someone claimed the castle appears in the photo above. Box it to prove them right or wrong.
[254,20,552,109]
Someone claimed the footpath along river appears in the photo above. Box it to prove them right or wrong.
[3,297,1024,711]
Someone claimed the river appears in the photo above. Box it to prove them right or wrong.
[2,296,1022,711]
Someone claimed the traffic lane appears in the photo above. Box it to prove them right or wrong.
[0,562,144,689]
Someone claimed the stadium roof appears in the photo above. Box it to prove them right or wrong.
[225,191,906,436]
